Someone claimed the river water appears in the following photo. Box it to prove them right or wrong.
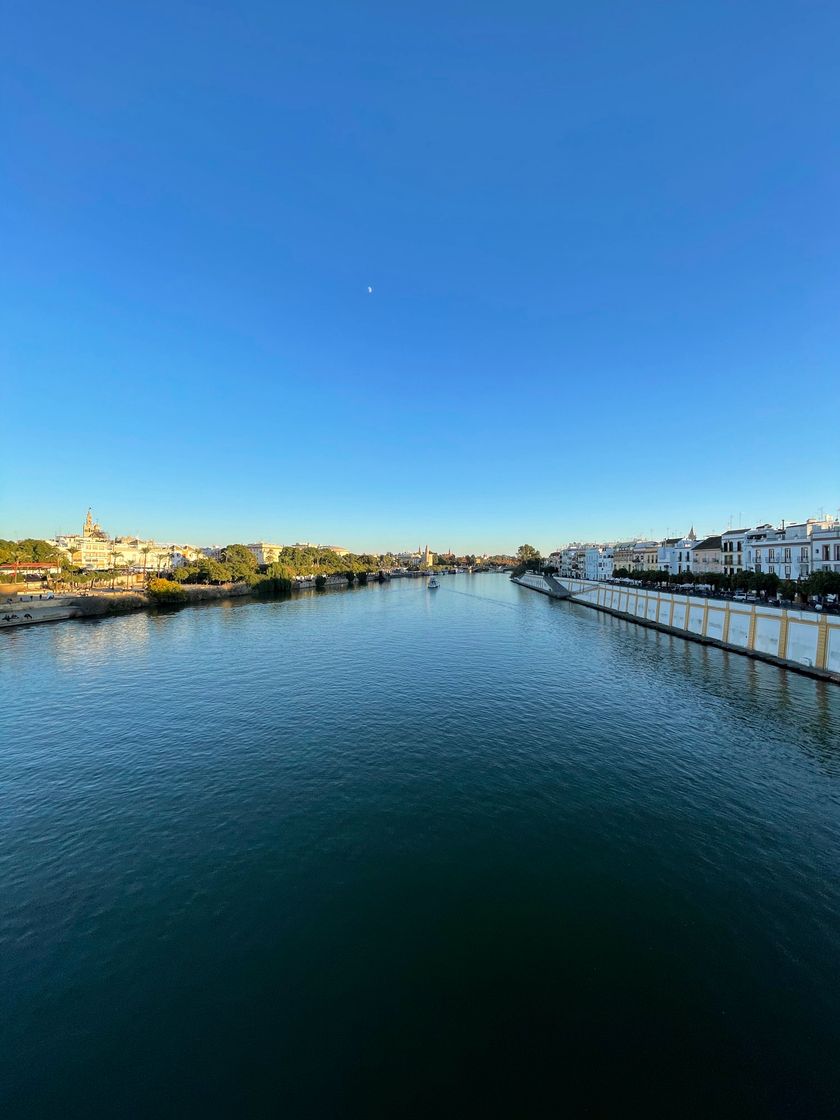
[3,574,839,1117]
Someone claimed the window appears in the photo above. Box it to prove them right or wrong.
[834,545,840,561]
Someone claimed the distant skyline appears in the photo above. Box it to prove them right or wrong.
[3,2,839,552]
[10,500,840,559]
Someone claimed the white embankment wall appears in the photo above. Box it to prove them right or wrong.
[515,575,840,680]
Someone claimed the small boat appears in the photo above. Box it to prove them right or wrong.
[428,577,440,589]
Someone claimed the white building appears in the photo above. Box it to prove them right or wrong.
[584,545,614,581]
[670,528,697,575]
[744,519,837,582]
[553,544,589,579]
[720,528,749,577]
[811,521,840,574]
[656,538,682,574]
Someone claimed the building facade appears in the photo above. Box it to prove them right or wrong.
[612,541,637,574]
[54,510,200,574]
[585,545,614,581]
[745,519,834,582]
[247,542,286,565]
[721,529,748,576]
[690,535,723,577]
[670,529,697,575]
[656,538,681,574]
[631,541,659,572]
[811,521,840,574]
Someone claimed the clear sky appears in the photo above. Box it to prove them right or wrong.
[3,2,839,553]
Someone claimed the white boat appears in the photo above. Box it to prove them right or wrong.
[428,577,440,589]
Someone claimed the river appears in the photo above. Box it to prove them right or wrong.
[3,574,839,1117]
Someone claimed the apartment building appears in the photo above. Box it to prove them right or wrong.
[585,545,614,581]
[690,535,723,576]
[670,529,697,575]
[631,541,659,572]
[721,529,748,576]
[746,519,834,581]
[656,538,681,574]
[811,522,840,574]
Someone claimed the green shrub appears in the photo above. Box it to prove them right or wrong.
[147,578,188,605]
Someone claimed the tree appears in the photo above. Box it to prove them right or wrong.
[805,570,840,598]
[265,561,294,581]
[779,580,797,601]
[110,549,124,590]
[514,544,541,575]
[220,544,258,583]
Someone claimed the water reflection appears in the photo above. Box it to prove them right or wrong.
[562,598,840,770]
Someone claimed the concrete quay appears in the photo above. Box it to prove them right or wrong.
[0,596,77,628]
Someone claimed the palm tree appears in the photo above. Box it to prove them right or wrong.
[110,550,125,590]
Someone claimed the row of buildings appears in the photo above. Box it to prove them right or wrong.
[51,511,437,574]
[550,516,840,584]
[54,511,204,574]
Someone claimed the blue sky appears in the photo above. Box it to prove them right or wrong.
[3,1,839,553]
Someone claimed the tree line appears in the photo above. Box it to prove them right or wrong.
[168,545,406,587]
[0,539,64,566]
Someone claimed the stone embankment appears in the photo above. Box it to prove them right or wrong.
[513,574,840,682]
[0,573,410,629]
[0,583,255,629]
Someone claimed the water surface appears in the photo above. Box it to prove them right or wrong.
[2,575,839,1116]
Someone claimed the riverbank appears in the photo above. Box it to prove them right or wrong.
[0,582,258,628]
[513,573,840,683]
[0,573,443,629]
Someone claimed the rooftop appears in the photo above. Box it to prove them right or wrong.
[694,535,723,551]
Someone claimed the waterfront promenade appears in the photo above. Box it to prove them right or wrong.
[514,573,840,681]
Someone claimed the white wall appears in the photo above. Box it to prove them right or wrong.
[552,577,839,677]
